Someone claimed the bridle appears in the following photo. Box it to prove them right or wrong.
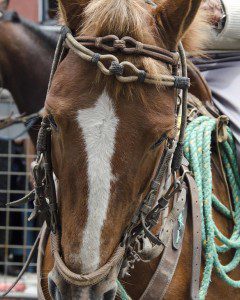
[1,19,190,299]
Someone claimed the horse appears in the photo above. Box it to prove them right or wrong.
[9,0,240,299]
[0,0,57,144]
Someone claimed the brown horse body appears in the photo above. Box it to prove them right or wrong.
[0,6,57,144]
[35,0,240,299]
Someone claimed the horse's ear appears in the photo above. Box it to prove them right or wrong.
[0,0,10,10]
[58,0,89,31]
[155,0,202,50]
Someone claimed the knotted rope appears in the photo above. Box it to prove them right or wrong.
[184,116,240,300]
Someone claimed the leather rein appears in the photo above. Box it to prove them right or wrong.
[0,25,190,297]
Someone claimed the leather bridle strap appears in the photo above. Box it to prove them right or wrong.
[184,166,202,300]
[37,223,50,300]
[140,202,188,300]
[140,163,202,300]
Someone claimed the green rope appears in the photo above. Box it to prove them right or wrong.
[184,116,240,300]
[117,280,132,300]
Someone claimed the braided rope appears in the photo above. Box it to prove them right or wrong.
[184,116,240,299]
[51,232,126,287]
[65,33,177,86]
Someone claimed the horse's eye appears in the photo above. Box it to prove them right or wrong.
[48,115,58,130]
[151,133,168,150]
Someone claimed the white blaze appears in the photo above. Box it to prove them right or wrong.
[77,92,119,273]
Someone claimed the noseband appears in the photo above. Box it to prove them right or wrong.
[2,23,190,296]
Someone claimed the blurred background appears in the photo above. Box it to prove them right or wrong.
[8,0,57,23]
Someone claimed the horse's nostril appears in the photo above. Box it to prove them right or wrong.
[103,288,117,300]
[48,277,62,300]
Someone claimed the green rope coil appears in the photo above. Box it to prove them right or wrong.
[184,116,240,300]
[117,280,132,300]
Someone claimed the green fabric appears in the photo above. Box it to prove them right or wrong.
[184,116,240,300]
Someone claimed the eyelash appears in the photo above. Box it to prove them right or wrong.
[48,114,58,130]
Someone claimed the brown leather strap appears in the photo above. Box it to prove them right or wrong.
[75,35,179,65]
[188,61,212,103]
[140,187,188,300]
[140,166,202,300]
[37,223,51,300]
[184,169,202,300]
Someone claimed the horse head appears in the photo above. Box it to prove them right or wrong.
[44,0,205,299]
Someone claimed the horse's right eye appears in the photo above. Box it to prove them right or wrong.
[48,115,58,130]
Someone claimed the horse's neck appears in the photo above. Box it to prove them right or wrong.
[1,22,54,115]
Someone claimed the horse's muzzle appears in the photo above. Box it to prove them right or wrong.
[48,268,118,300]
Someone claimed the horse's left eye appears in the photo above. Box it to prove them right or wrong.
[48,115,58,130]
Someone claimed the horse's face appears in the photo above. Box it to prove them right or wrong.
[45,0,202,298]
[46,56,175,300]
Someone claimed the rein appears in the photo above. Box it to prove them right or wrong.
[0,25,190,297]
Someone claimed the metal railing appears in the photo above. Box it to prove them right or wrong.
[0,92,40,299]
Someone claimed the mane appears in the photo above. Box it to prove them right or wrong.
[81,0,154,41]
[20,18,58,50]
[80,0,210,53]
[81,0,170,91]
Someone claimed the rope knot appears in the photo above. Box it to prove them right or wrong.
[109,61,124,76]
[113,40,126,50]
[95,37,102,48]
[174,76,190,90]
[138,70,147,83]
[60,26,72,40]
[136,42,144,52]
[91,53,101,65]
